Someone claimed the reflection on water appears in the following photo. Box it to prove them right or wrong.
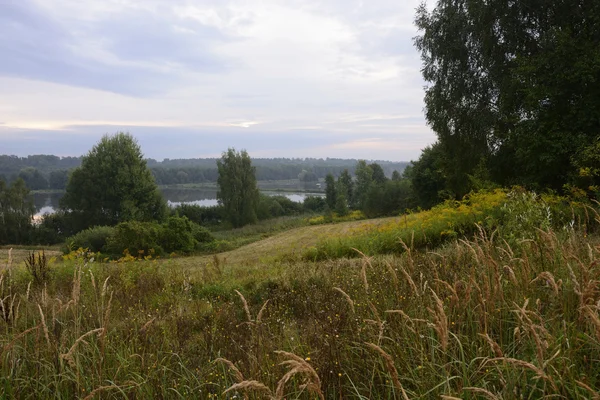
[32,188,323,216]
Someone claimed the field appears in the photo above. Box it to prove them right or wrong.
[1,191,600,399]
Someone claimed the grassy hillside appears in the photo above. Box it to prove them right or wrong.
[0,190,599,398]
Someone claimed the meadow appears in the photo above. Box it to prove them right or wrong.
[0,189,599,399]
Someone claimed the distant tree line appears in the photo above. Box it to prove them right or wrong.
[0,154,408,190]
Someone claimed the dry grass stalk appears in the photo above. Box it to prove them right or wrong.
[60,328,104,368]
[434,279,459,307]
[2,325,39,353]
[364,342,409,400]
[139,317,156,334]
[83,381,138,400]
[440,396,462,400]
[353,248,374,293]
[274,350,323,400]
[398,237,415,272]
[223,380,273,398]
[235,290,253,323]
[214,357,244,382]
[100,291,113,343]
[463,387,500,400]
[503,265,518,286]
[487,357,557,391]
[256,300,269,324]
[530,271,560,296]
[37,304,51,347]
[385,260,400,295]
[512,299,548,367]
[427,289,449,351]
[72,266,81,305]
[575,380,600,400]
[400,265,419,296]
[581,305,600,342]
[333,287,355,314]
[479,333,503,357]
[385,309,418,333]
[101,277,110,298]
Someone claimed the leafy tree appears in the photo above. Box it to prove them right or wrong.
[338,169,354,206]
[405,143,450,210]
[216,148,260,228]
[18,167,48,190]
[61,133,167,228]
[415,0,600,194]
[325,174,337,210]
[369,163,387,185]
[335,193,349,217]
[391,170,402,181]
[49,170,69,190]
[354,160,373,209]
[0,178,35,244]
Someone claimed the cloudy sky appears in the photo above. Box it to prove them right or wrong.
[0,0,436,161]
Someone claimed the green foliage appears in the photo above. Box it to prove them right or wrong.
[191,223,214,244]
[0,177,35,244]
[106,220,163,257]
[353,160,373,209]
[18,167,48,190]
[217,148,260,228]
[334,193,349,217]
[415,0,600,194]
[325,174,336,210]
[61,132,167,228]
[66,226,116,253]
[303,195,327,213]
[338,169,354,205]
[160,216,196,254]
[171,203,204,224]
[405,142,450,209]
[304,189,592,261]
[570,136,600,199]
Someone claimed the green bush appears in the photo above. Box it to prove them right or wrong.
[171,203,204,224]
[105,221,163,257]
[191,223,214,244]
[66,226,116,253]
[303,195,326,212]
[160,216,196,254]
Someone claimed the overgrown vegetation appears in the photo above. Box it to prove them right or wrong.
[0,192,599,398]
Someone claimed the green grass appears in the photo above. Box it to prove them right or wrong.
[1,190,599,398]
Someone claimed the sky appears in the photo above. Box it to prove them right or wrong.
[0,0,436,161]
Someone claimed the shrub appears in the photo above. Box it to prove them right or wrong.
[66,225,116,253]
[160,216,196,254]
[171,203,204,224]
[191,223,214,244]
[303,195,326,212]
[105,221,163,257]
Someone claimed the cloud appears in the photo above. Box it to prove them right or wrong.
[0,0,230,96]
[0,0,436,160]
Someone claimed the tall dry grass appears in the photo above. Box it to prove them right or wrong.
[0,205,599,398]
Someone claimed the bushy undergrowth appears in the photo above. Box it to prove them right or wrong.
[66,216,214,258]
[303,188,592,261]
[1,220,599,398]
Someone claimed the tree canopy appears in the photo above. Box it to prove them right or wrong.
[216,148,260,228]
[415,0,600,195]
[60,133,167,228]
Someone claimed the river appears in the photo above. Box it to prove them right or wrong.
[32,188,324,217]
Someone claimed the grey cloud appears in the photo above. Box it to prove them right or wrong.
[0,0,230,96]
